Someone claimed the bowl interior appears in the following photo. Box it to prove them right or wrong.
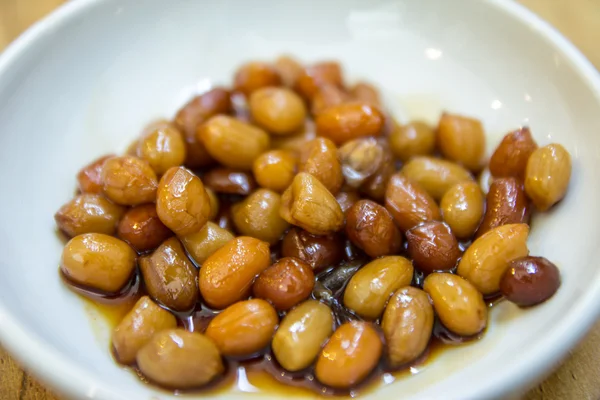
[0,0,599,399]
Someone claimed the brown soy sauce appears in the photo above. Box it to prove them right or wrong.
[62,252,496,398]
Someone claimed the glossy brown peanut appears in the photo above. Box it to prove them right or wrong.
[338,137,384,188]
[198,115,270,170]
[60,233,136,293]
[294,61,344,100]
[382,287,434,367]
[117,204,172,253]
[253,257,315,310]
[440,181,485,239]
[437,113,486,171]
[280,172,344,235]
[205,299,278,356]
[500,256,561,307]
[272,300,334,371]
[271,121,316,154]
[250,87,307,134]
[457,223,530,295]
[234,62,281,96]
[311,84,350,115]
[299,137,343,195]
[137,124,186,174]
[77,155,113,194]
[180,222,234,265]
[343,256,414,319]
[389,121,436,162]
[281,228,344,272]
[350,82,380,106]
[252,149,297,192]
[315,321,382,389]
[101,156,158,206]
[476,178,529,238]
[203,168,257,195]
[55,194,125,237]
[359,145,395,201]
[174,88,231,168]
[336,190,361,215]
[423,273,487,336]
[384,173,441,231]
[156,167,211,236]
[112,296,177,364]
[401,156,473,200]
[489,127,538,179]
[231,189,290,244]
[406,221,461,273]
[139,237,198,311]
[316,102,384,145]
[274,55,303,88]
[345,200,402,258]
[137,329,223,389]
[525,143,572,211]
[199,236,271,309]
[205,188,219,220]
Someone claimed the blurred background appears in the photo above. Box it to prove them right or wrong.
[0,0,599,399]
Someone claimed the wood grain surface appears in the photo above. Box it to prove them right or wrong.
[1,1,599,399]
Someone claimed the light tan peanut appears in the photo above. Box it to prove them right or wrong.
[299,137,344,195]
[437,113,486,171]
[457,223,530,294]
[198,115,271,170]
[180,222,234,265]
[252,149,297,192]
[401,156,473,200]
[112,296,177,364]
[55,194,125,237]
[382,287,434,367]
[234,61,282,96]
[343,256,414,319]
[274,55,303,88]
[440,181,485,239]
[249,87,307,134]
[272,300,334,371]
[524,143,572,211]
[389,121,436,161]
[338,137,384,188]
[101,156,158,206]
[232,189,290,244]
[137,329,224,389]
[137,124,186,174]
[423,273,487,336]
[205,299,278,356]
[280,172,344,235]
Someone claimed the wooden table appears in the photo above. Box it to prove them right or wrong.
[1,1,599,399]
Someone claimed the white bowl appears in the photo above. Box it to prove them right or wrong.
[1,0,599,399]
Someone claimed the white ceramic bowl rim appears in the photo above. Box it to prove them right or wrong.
[0,1,599,399]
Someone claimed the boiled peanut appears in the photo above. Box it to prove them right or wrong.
[457,223,530,295]
[252,149,297,192]
[139,237,199,311]
[440,181,484,239]
[272,300,334,371]
[384,173,441,231]
[250,87,307,134]
[315,321,382,388]
[198,115,270,170]
[500,256,561,307]
[382,287,434,367]
[60,233,136,293]
[345,199,402,258]
[253,257,314,310]
[137,124,186,174]
[311,84,350,115]
[423,273,487,336]
[476,177,530,237]
[117,204,172,253]
[101,156,158,206]
[280,172,344,235]
[203,168,257,195]
[437,113,486,171]
[359,144,395,201]
[156,167,211,236]
[112,296,176,364]
[389,121,435,161]
[232,189,290,244]
[180,222,234,265]
[199,236,271,309]
[299,137,343,195]
[343,256,414,319]
[77,155,113,194]
[401,156,473,200]
[338,137,384,188]
[234,62,282,96]
[406,221,461,273]
[274,55,303,88]
[137,329,223,389]
[524,143,572,211]
[55,194,125,237]
[294,61,344,100]
[489,127,537,179]
[205,299,278,356]
[281,227,344,272]
[316,102,384,145]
